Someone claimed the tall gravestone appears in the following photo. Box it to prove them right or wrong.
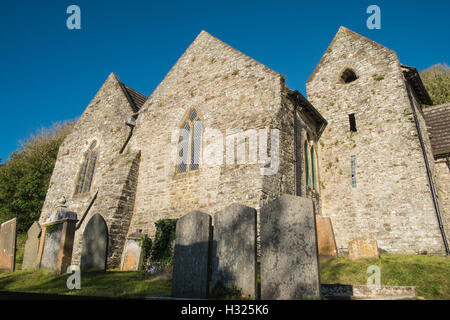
[212,203,257,298]
[172,211,212,299]
[22,221,42,270]
[0,218,17,272]
[260,194,321,299]
[80,214,108,272]
[37,200,77,274]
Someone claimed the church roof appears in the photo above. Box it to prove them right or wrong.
[112,73,147,113]
[423,103,450,158]
[121,83,147,112]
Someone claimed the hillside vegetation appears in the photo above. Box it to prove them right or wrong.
[0,121,74,232]
[420,63,450,106]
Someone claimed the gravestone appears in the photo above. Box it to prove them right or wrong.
[211,203,257,298]
[121,231,144,271]
[348,238,379,260]
[22,221,42,270]
[316,216,338,258]
[40,223,64,270]
[0,218,17,271]
[172,211,212,299]
[38,201,77,273]
[260,194,320,299]
[80,214,108,272]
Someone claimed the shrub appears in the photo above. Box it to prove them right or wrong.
[150,219,177,264]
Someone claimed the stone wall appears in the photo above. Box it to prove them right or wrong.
[127,31,318,238]
[435,159,450,237]
[306,26,446,254]
[39,73,140,268]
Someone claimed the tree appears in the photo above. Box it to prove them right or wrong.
[0,121,74,232]
[420,63,450,106]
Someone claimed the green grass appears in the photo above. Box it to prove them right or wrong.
[14,233,27,271]
[3,238,449,300]
[0,269,171,298]
[320,254,450,300]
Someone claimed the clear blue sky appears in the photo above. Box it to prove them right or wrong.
[0,0,449,163]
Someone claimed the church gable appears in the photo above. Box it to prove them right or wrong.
[138,31,283,129]
[39,72,144,222]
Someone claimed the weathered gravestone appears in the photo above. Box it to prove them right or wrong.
[212,203,257,298]
[172,211,212,299]
[316,216,338,258]
[80,214,108,272]
[22,221,42,270]
[38,202,77,273]
[260,194,321,299]
[0,218,17,271]
[348,238,379,260]
[121,231,145,271]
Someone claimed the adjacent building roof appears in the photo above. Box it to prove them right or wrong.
[423,103,450,158]
[401,65,433,106]
[288,89,328,137]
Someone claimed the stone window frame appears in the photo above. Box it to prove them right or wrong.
[74,139,99,195]
[339,67,359,84]
[175,107,203,176]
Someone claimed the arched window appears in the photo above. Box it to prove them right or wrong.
[311,146,317,190]
[177,109,202,173]
[341,68,357,83]
[304,140,311,188]
[75,140,99,194]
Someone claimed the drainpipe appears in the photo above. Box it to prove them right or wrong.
[405,79,449,255]
[294,104,299,196]
[119,117,137,154]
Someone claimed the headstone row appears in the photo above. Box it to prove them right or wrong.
[171,194,321,300]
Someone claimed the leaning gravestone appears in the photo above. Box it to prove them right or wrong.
[121,231,145,271]
[212,203,257,298]
[80,214,108,272]
[172,211,212,299]
[316,216,338,258]
[0,218,17,271]
[260,194,321,299]
[22,221,42,270]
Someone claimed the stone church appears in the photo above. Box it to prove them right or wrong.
[38,26,450,268]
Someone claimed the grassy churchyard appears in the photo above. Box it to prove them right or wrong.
[1,239,449,299]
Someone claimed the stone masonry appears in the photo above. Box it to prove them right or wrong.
[38,27,449,270]
[306,26,449,254]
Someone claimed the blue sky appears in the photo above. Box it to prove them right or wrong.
[0,0,449,163]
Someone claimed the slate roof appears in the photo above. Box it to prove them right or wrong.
[122,84,147,112]
[423,103,450,158]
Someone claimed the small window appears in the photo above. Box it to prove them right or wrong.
[349,113,357,132]
[75,141,99,195]
[341,68,357,83]
[351,155,356,188]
